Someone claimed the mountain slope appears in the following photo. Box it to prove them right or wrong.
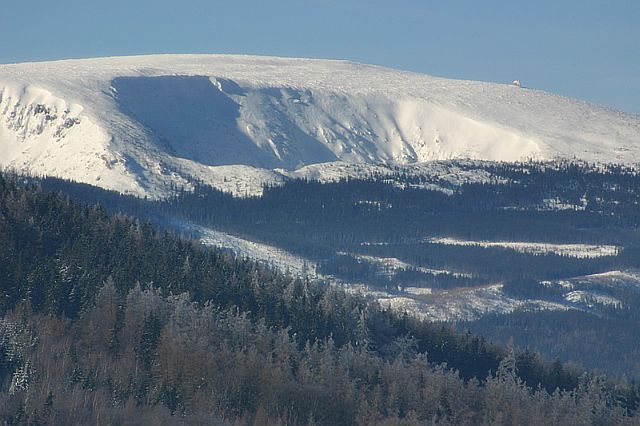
[1,54,639,197]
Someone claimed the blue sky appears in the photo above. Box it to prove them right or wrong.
[3,0,639,114]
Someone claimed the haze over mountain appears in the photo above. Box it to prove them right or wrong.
[1,54,639,197]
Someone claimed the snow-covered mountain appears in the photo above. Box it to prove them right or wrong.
[1,54,639,197]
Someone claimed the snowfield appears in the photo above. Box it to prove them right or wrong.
[427,238,620,259]
[541,270,640,292]
[183,223,318,277]
[2,54,640,198]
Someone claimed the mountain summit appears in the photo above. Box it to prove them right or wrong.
[1,54,639,196]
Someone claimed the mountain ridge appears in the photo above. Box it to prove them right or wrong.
[1,54,639,197]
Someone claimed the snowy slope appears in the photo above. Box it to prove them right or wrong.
[1,54,640,197]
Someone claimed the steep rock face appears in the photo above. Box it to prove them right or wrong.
[1,55,639,197]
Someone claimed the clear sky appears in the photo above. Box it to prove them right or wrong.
[3,0,639,114]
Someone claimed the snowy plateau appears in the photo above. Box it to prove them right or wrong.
[2,54,640,321]
[1,54,640,198]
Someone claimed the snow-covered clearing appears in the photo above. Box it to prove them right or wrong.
[573,270,640,287]
[428,238,619,259]
[181,223,318,277]
[378,284,570,322]
[564,290,622,308]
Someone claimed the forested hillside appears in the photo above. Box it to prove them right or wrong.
[36,161,640,378]
[1,171,639,424]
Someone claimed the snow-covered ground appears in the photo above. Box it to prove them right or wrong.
[161,159,508,197]
[287,160,507,195]
[539,197,587,211]
[564,290,622,308]
[541,270,640,292]
[428,238,620,259]
[182,223,318,277]
[375,269,640,321]
[2,54,640,198]
[331,253,573,320]
[345,253,474,278]
[570,270,640,288]
[378,284,571,322]
[542,270,640,310]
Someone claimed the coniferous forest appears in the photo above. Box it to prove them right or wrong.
[37,160,640,378]
[2,168,640,424]
[0,170,640,424]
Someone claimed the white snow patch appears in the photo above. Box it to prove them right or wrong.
[194,159,508,198]
[173,222,580,321]
[428,238,620,259]
[539,197,587,211]
[0,84,141,193]
[541,279,575,290]
[578,270,640,286]
[379,284,570,321]
[188,225,317,277]
[564,290,622,307]
[404,287,434,296]
[544,270,640,291]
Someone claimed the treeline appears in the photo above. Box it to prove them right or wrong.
[1,171,639,423]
